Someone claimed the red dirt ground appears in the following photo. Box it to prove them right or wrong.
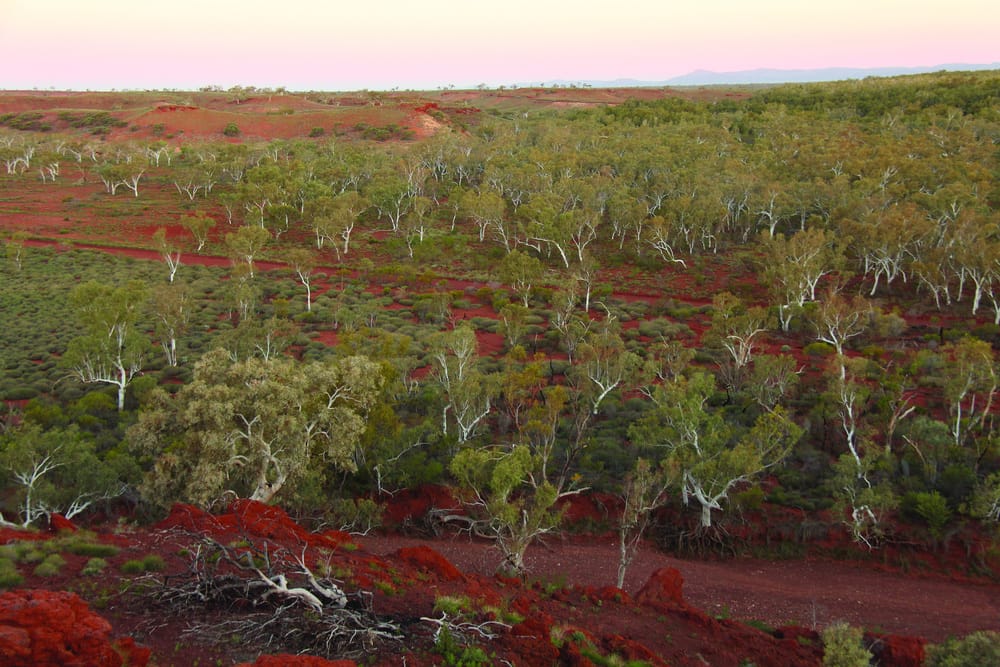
[361,532,1000,643]
[3,504,996,666]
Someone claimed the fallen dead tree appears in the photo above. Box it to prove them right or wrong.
[140,532,402,659]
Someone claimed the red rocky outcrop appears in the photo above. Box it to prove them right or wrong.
[634,567,686,609]
[868,633,926,667]
[395,545,464,581]
[0,589,149,667]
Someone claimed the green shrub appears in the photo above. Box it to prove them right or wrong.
[223,122,240,137]
[81,557,108,576]
[902,490,952,540]
[926,631,1000,666]
[433,626,491,666]
[804,341,836,357]
[33,553,66,578]
[62,539,120,558]
[14,544,46,564]
[433,595,472,617]
[326,498,384,534]
[121,554,165,574]
[309,127,326,137]
[0,559,24,588]
[0,386,38,400]
[821,622,870,667]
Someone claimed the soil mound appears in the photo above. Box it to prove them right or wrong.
[0,589,150,667]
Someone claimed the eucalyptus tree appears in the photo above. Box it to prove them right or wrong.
[809,291,873,378]
[0,424,125,528]
[759,227,846,331]
[630,372,801,528]
[180,211,216,253]
[366,171,412,233]
[63,280,149,411]
[846,202,932,296]
[129,349,384,506]
[498,249,544,307]
[569,321,641,415]
[152,228,182,283]
[937,337,997,450]
[460,188,507,247]
[149,282,190,367]
[705,292,772,393]
[225,225,271,278]
[4,231,28,270]
[285,247,318,312]
[429,324,497,446]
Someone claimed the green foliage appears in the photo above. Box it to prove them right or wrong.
[433,595,473,617]
[820,622,870,667]
[830,452,898,549]
[630,372,800,528]
[120,554,165,574]
[970,471,1000,523]
[901,490,952,541]
[803,341,836,357]
[223,122,240,137]
[432,626,491,666]
[0,423,127,527]
[326,497,385,534]
[450,444,563,575]
[81,557,109,576]
[926,631,1000,667]
[56,111,127,130]
[33,553,66,577]
[63,539,119,558]
[0,558,24,588]
[130,349,384,507]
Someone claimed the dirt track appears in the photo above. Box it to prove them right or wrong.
[361,533,1000,642]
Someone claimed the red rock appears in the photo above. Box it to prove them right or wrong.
[236,655,356,666]
[507,613,560,666]
[634,567,685,609]
[155,502,231,534]
[395,545,464,581]
[604,634,667,665]
[113,637,152,667]
[379,483,462,527]
[0,589,146,667]
[867,633,926,667]
[47,514,78,533]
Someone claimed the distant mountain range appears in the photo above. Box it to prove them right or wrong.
[531,63,1000,88]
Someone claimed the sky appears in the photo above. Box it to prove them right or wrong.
[1,0,997,91]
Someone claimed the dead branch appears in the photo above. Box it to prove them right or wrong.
[420,611,511,644]
[139,532,398,658]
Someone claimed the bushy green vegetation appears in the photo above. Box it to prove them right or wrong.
[926,631,1000,666]
[0,71,998,577]
[120,554,165,574]
[820,622,870,667]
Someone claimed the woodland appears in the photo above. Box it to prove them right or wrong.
[0,71,999,665]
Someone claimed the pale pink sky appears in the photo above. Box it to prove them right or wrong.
[1,0,997,90]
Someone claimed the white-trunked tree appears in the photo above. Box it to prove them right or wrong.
[129,348,384,507]
[63,280,149,411]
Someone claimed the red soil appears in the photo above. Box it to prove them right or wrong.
[6,505,995,666]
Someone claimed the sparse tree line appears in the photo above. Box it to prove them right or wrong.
[1,71,999,578]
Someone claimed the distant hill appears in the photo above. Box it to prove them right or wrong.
[532,63,1000,88]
